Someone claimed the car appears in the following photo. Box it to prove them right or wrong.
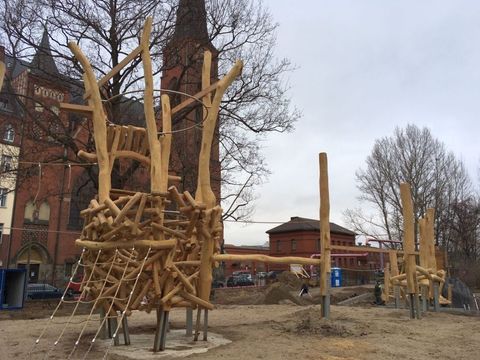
[26,283,64,300]
[226,275,255,287]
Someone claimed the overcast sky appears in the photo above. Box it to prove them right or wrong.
[223,0,480,246]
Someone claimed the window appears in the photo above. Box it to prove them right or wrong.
[24,201,35,221]
[276,240,281,252]
[38,201,50,222]
[291,239,297,252]
[1,154,13,172]
[0,223,3,244]
[3,125,14,142]
[0,188,7,207]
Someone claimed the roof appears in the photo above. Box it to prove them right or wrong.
[266,216,356,236]
[30,27,60,77]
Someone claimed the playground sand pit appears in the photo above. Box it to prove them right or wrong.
[1,303,479,360]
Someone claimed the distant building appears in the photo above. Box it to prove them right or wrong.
[222,244,269,277]
[266,216,379,272]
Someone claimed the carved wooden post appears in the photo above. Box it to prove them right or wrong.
[68,44,110,202]
[400,183,419,319]
[319,152,331,318]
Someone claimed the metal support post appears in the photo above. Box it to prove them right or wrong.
[186,308,193,336]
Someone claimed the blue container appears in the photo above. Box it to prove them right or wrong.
[0,269,27,310]
[331,267,342,288]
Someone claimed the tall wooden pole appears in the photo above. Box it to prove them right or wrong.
[319,152,331,318]
[68,44,110,202]
[400,183,420,319]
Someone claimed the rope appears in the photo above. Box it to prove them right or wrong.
[102,247,152,360]
[81,247,140,360]
[40,249,102,360]
[67,249,122,359]
[27,248,87,358]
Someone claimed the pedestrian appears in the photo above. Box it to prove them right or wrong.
[299,281,310,297]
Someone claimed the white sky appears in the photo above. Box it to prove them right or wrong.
[223,0,480,246]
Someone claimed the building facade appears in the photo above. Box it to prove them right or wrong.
[266,216,379,272]
[0,0,221,287]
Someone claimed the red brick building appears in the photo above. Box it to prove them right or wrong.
[266,216,379,272]
[0,0,221,287]
[222,244,269,277]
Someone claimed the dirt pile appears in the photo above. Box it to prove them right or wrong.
[260,282,303,305]
[280,307,370,337]
[276,271,304,290]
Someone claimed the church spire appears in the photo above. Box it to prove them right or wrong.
[172,0,209,43]
[30,25,60,77]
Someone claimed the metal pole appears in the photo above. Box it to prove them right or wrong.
[186,308,193,336]
[394,286,400,309]
[433,282,440,311]
[202,309,208,341]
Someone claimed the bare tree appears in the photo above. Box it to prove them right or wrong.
[0,0,299,220]
[345,124,474,252]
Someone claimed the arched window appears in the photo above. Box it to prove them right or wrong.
[24,201,35,222]
[24,200,50,223]
[38,201,50,222]
[3,124,14,142]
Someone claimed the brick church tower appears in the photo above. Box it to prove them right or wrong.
[161,0,221,201]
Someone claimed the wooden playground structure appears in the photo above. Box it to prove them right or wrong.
[18,17,450,358]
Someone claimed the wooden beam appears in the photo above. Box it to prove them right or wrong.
[60,103,93,115]
[83,45,143,100]
[213,253,321,266]
[319,152,331,296]
[75,239,177,250]
[400,183,416,294]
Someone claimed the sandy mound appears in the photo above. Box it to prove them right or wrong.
[276,271,304,290]
[280,307,370,337]
[259,282,303,305]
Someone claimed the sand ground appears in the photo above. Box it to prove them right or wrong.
[1,301,479,360]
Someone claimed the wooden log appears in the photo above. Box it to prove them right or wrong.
[140,17,163,194]
[168,186,186,208]
[179,290,214,311]
[124,125,135,150]
[171,82,219,115]
[59,103,93,115]
[160,94,172,192]
[151,222,188,240]
[133,194,148,234]
[319,152,331,296]
[389,250,399,277]
[175,260,201,267]
[153,260,162,297]
[425,208,437,271]
[419,218,429,269]
[113,192,142,225]
[100,224,128,241]
[75,239,176,250]
[195,51,215,208]
[171,264,196,294]
[104,198,121,217]
[67,44,111,202]
[400,183,417,294]
[213,254,321,266]
[83,44,143,100]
